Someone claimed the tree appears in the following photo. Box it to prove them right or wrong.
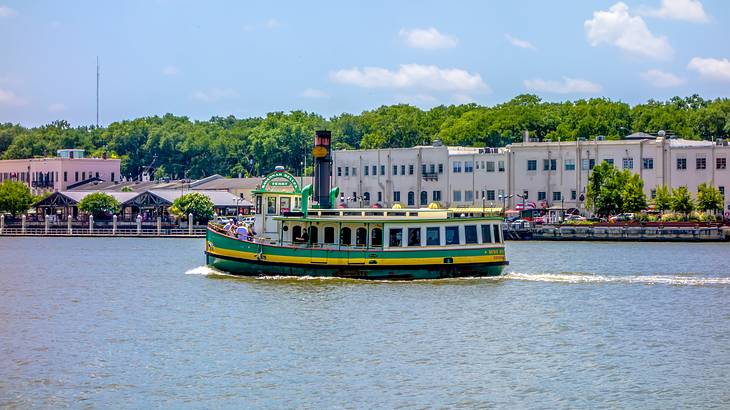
[621,173,647,213]
[78,192,120,218]
[696,183,724,214]
[170,192,214,223]
[670,186,695,215]
[0,180,34,216]
[586,162,623,217]
[653,185,671,212]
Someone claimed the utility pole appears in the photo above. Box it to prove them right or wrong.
[96,57,100,128]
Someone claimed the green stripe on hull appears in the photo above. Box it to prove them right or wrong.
[206,252,505,280]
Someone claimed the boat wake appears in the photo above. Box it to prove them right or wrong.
[503,271,730,286]
[185,266,226,276]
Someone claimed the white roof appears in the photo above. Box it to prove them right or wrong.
[668,139,714,148]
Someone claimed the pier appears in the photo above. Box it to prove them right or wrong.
[505,223,730,242]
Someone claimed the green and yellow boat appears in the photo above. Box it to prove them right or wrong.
[205,131,508,280]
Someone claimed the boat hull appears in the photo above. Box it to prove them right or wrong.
[205,228,507,280]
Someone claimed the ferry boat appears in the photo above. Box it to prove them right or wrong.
[205,131,508,280]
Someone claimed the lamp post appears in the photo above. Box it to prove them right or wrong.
[498,194,513,216]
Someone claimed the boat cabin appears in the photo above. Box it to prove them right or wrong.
[252,170,303,238]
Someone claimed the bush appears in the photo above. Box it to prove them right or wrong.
[78,192,121,218]
[0,180,35,216]
[170,192,214,223]
[660,213,683,222]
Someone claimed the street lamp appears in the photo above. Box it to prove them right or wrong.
[498,194,513,215]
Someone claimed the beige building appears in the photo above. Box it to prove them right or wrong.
[0,149,121,193]
[332,134,730,214]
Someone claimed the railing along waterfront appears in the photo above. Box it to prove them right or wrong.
[0,227,206,237]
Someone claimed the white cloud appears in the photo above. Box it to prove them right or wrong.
[524,77,602,94]
[641,69,685,87]
[191,88,239,103]
[244,18,282,32]
[505,33,535,50]
[687,57,730,82]
[399,27,458,49]
[161,65,179,76]
[48,103,66,113]
[0,5,17,17]
[451,94,477,104]
[301,88,329,98]
[584,2,673,60]
[639,0,708,23]
[0,88,27,106]
[331,64,489,93]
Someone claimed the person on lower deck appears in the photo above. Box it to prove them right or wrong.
[236,222,249,241]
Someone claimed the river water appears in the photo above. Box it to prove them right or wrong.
[1,238,729,408]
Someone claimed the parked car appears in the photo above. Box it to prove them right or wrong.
[509,219,531,230]
[609,213,634,222]
[565,215,587,222]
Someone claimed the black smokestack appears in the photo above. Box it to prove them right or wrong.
[313,130,332,208]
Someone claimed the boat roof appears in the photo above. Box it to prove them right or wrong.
[273,207,503,223]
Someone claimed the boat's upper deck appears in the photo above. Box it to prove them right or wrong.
[273,207,503,223]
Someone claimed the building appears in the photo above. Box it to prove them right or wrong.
[0,149,121,193]
[332,134,730,213]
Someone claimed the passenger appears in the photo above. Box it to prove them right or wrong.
[247,224,256,241]
[236,222,249,241]
[223,219,233,231]
[300,230,309,244]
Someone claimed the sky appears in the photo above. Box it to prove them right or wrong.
[0,0,729,127]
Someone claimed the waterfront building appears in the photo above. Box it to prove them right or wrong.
[0,149,121,193]
[332,134,730,213]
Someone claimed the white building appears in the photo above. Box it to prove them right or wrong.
[332,134,730,213]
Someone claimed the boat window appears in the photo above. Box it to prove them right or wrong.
[292,225,302,243]
[279,197,291,214]
[426,227,440,246]
[481,224,493,243]
[445,226,460,245]
[309,226,318,244]
[493,224,501,243]
[407,228,421,246]
[371,228,383,247]
[340,227,352,245]
[255,196,262,215]
[266,197,276,215]
[389,228,403,247]
[465,225,478,244]
[356,227,367,246]
[324,227,335,244]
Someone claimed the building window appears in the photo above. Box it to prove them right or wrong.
[363,192,370,201]
[420,191,428,205]
[527,160,537,171]
[543,159,556,171]
[372,165,377,175]
[408,165,414,175]
[486,190,495,201]
[401,165,406,175]
[364,166,369,176]
[407,191,415,206]
[337,167,342,176]
[393,191,401,202]
[75,171,79,182]
[719,186,725,197]
[677,158,687,170]
[393,165,398,175]
[422,164,427,174]
[565,159,575,171]
[622,157,633,169]
[111,172,115,182]
[581,159,595,170]
[345,167,349,176]
[63,171,68,182]
[351,167,356,176]
[486,161,495,172]
[377,191,382,202]
[696,157,707,170]
[571,190,577,200]
[438,163,444,174]
[453,190,462,202]
[643,158,654,169]
[553,191,562,201]
[380,165,385,175]
[432,190,442,201]
[82,172,86,180]
[453,161,462,173]
[717,157,727,170]
[538,191,546,201]
[498,160,505,172]
[465,190,474,202]
[429,164,435,173]
[464,161,474,173]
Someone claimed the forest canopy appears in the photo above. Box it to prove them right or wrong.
[1,94,729,180]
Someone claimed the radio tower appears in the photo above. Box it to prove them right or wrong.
[96,57,100,127]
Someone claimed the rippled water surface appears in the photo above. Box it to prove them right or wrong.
[1,238,729,408]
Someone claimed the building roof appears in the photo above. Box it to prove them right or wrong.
[33,189,251,208]
[668,139,714,148]
[192,176,313,190]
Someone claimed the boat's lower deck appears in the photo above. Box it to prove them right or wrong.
[206,251,506,280]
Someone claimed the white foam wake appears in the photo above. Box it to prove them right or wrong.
[185,266,224,276]
[504,272,730,286]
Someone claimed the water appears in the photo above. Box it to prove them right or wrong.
[1,238,729,408]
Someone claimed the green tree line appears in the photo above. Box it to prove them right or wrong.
[2,94,729,180]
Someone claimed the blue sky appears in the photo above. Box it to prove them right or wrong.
[1,0,729,126]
